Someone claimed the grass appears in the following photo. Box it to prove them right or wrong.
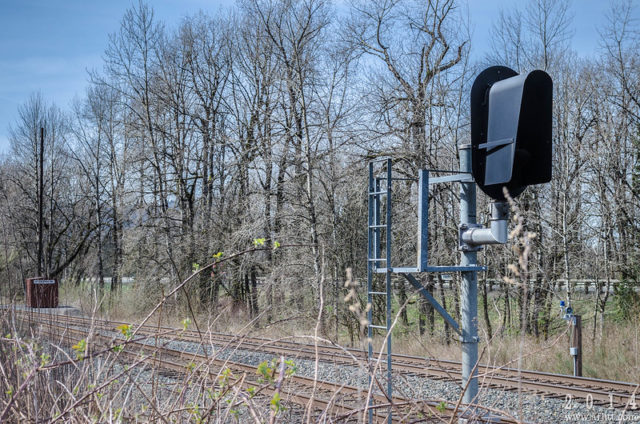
[3,255,637,424]
[56,280,640,384]
[3,272,639,424]
[0,305,311,423]
[0,297,491,423]
[54,274,640,385]
[379,289,640,383]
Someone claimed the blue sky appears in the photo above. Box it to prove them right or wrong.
[0,0,616,154]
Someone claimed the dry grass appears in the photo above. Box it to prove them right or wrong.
[60,279,640,385]
[0,306,309,423]
[41,236,639,422]
[6,274,639,424]
[392,318,640,383]
[1,304,508,423]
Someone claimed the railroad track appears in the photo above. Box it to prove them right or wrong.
[10,308,518,423]
[17,309,639,411]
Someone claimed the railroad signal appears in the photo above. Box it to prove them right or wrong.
[470,66,553,200]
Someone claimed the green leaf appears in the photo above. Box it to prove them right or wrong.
[116,324,132,340]
[218,367,234,387]
[40,353,50,367]
[273,241,280,249]
[181,317,191,331]
[253,238,266,247]
[256,360,269,378]
[72,339,86,360]
[192,263,200,272]
[284,359,297,375]
[212,251,224,260]
[270,392,282,413]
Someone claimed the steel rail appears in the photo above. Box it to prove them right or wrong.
[32,321,389,423]
[15,310,520,423]
[12,308,639,409]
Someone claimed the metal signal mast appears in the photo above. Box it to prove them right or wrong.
[365,66,553,423]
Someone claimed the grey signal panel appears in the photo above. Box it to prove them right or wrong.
[471,66,553,200]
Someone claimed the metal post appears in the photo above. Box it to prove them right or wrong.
[571,315,582,376]
[459,144,479,405]
[38,127,44,277]
[385,159,393,423]
[417,170,429,271]
[375,178,381,264]
[367,163,374,424]
[366,159,394,423]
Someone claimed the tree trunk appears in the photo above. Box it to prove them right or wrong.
[482,273,492,340]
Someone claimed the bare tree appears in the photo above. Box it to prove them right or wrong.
[7,94,95,280]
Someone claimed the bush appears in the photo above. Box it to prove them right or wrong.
[612,278,640,321]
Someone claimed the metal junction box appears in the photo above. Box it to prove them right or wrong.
[25,277,58,308]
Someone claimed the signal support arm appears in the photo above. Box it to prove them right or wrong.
[460,201,509,249]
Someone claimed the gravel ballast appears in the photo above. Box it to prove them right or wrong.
[78,324,640,424]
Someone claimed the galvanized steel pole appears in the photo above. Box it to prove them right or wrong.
[385,160,393,423]
[459,144,479,405]
[367,163,374,424]
[38,126,44,277]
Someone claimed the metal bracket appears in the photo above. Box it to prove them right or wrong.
[459,202,509,248]
[478,137,514,151]
[459,223,483,252]
[428,173,474,184]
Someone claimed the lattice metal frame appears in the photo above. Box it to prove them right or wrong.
[366,156,486,423]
